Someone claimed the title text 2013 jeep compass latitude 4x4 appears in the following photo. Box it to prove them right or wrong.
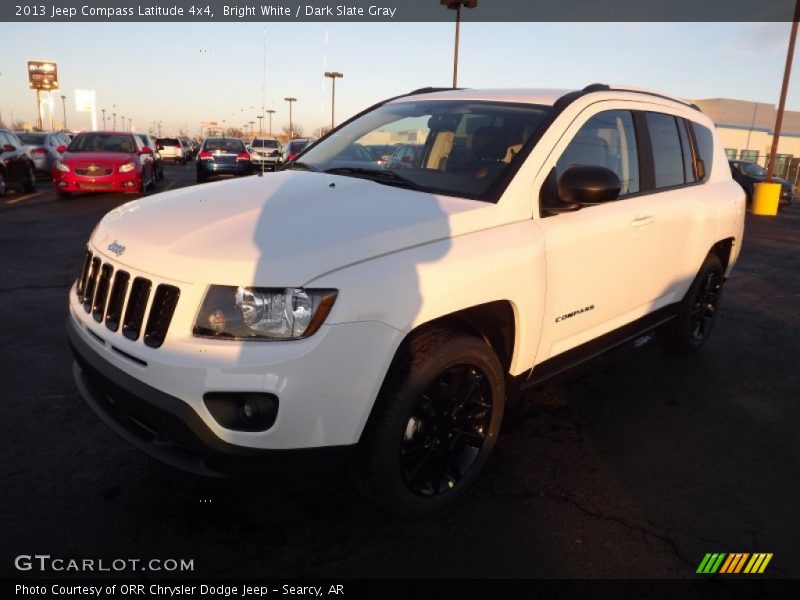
[68,85,745,515]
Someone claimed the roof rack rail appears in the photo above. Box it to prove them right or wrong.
[556,83,702,112]
[407,86,464,95]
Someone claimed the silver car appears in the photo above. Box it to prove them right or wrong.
[15,131,70,176]
[248,137,281,171]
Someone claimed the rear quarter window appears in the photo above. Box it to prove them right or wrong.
[690,122,715,181]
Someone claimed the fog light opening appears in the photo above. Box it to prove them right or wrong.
[203,392,278,432]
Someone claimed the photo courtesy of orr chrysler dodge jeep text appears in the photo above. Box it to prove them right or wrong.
[67,85,745,515]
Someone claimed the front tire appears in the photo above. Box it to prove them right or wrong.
[359,329,505,516]
[658,253,725,353]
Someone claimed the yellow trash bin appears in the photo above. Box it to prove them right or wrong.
[752,182,781,216]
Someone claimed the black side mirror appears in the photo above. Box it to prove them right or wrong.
[558,164,621,205]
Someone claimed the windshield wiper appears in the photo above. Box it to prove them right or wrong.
[282,161,319,172]
[324,167,421,189]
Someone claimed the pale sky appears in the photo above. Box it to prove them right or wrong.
[2,22,799,136]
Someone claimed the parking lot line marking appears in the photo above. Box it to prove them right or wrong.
[4,192,41,205]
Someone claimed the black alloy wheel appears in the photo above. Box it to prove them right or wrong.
[400,364,494,496]
[359,328,505,516]
[658,253,725,353]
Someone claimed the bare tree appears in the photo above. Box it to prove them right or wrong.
[313,126,332,138]
[281,124,305,139]
[224,127,244,138]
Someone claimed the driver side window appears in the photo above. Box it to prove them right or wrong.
[557,110,640,197]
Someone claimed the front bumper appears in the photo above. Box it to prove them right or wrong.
[53,171,141,193]
[68,316,355,476]
[67,271,403,468]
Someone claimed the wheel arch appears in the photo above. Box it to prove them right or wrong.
[358,300,518,445]
[710,237,735,274]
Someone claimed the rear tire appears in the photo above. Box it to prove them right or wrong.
[358,329,505,516]
[22,165,37,192]
[658,253,725,353]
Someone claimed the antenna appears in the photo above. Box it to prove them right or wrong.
[260,28,267,178]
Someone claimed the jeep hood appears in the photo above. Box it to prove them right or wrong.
[91,171,501,286]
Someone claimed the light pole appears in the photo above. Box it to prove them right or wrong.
[101,108,106,129]
[324,71,343,130]
[441,0,478,88]
[249,120,255,140]
[284,97,296,138]
[112,112,117,130]
[257,114,264,136]
[121,115,126,131]
[60,95,67,130]
[266,109,275,137]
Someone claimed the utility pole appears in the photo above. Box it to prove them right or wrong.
[284,97,296,138]
[324,71,343,130]
[101,108,106,129]
[60,95,67,130]
[266,109,275,137]
[257,115,264,136]
[766,2,800,181]
[441,0,478,88]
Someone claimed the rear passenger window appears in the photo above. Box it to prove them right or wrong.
[646,113,684,189]
[677,119,696,183]
[557,110,640,196]
[690,122,715,181]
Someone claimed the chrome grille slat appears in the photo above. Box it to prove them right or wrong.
[76,250,93,302]
[144,285,180,348]
[91,264,114,322]
[122,277,152,341]
[82,257,102,313]
[105,271,130,332]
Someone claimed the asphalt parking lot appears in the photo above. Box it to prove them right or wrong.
[1,166,798,579]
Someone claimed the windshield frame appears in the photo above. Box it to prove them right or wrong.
[290,99,553,204]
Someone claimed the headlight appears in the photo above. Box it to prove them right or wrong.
[193,286,337,340]
[56,162,70,172]
[118,162,136,173]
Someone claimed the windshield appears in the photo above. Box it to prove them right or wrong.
[157,138,180,147]
[298,100,550,201]
[203,139,246,152]
[251,139,279,148]
[68,133,137,153]
[741,162,767,177]
[17,133,46,145]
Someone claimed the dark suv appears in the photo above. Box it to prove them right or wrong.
[0,129,37,197]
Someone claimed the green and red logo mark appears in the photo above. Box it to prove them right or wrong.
[697,553,773,574]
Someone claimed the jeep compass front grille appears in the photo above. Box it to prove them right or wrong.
[76,250,180,349]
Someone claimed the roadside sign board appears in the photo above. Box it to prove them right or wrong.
[28,60,58,90]
[74,89,96,112]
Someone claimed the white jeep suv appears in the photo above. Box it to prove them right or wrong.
[67,85,745,515]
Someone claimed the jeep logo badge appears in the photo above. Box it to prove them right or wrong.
[107,240,126,256]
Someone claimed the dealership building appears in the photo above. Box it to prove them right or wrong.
[694,97,800,183]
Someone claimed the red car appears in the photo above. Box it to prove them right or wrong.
[53,131,157,200]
